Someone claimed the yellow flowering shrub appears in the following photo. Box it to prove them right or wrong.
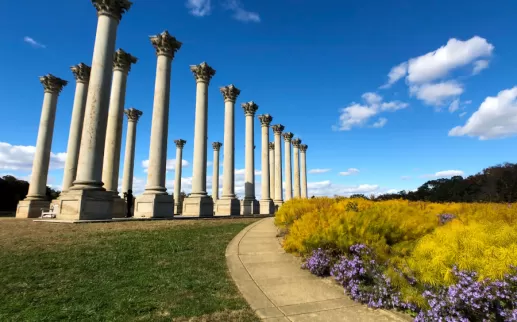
[276,198,517,288]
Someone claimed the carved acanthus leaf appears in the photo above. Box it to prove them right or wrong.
[242,101,259,116]
[113,49,138,72]
[282,132,294,142]
[190,62,216,83]
[220,84,241,102]
[212,142,222,150]
[92,0,133,21]
[269,142,275,150]
[124,107,143,121]
[300,144,308,152]
[174,139,187,148]
[271,124,285,134]
[70,63,91,83]
[39,74,68,94]
[150,30,182,58]
[258,114,273,127]
[292,138,302,147]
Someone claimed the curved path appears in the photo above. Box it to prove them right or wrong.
[226,217,411,322]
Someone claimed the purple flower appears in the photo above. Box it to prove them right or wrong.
[302,248,333,276]
[438,213,456,225]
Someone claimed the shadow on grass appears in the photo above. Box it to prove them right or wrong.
[0,219,260,321]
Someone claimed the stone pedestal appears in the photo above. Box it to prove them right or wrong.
[182,196,214,217]
[16,200,50,219]
[112,195,126,218]
[133,194,174,218]
[214,198,240,216]
[51,190,114,221]
[241,199,260,216]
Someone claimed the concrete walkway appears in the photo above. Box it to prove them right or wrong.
[226,217,411,322]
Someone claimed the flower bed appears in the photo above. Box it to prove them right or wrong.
[275,198,517,321]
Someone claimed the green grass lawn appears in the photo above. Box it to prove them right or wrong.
[0,218,260,321]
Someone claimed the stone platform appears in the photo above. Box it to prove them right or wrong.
[33,214,273,224]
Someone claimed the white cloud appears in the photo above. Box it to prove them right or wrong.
[307,181,380,197]
[309,168,331,174]
[380,62,408,88]
[459,112,467,118]
[422,170,464,178]
[410,81,464,106]
[224,0,260,22]
[400,176,412,180]
[406,36,493,84]
[339,168,359,176]
[449,86,517,140]
[448,98,460,113]
[472,59,490,75]
[0,142,66,171]
[335,92,408,131]
[186,0,212,16]
[141,159,189,172]
[372,117,388,128]
[23,36,46,48]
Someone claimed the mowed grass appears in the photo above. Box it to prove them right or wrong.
[0,218,260,322]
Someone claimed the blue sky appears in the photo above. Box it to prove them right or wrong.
[1,0,517,197]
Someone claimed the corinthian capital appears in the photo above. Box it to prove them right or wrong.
[220,84,241,102]
[269,142,275,150]
[190,62,216,84]
[175,139,187,148]
[300,144,308,152]
[258,114,273,127]
[39,74,68,94]
[113,49,137,73]
[92,0,133,21]
[124,107,143,122]
[272,124,285,134]
[212,142,222,151]
[292,138,302,147]
[150,30,182,58]
[70,63,91,83]
[242,101,258,116]
[283,132,294,142]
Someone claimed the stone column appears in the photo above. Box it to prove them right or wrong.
[120,108,143,195]
[134,31,181,218]
[300,144,308,198]
[16,75,67,218]
[183,62,216,217]
[173,139,186,214]
[258,114,274,214]
[292,138,302,198]
[242,101,259,215]
[212,142,222,201]
[283,132,294,201]
[269,142,275,200]
[62,63,90,192]
[58,0,133,221]
[272,124,284,207]
[102,49,137,196]
[215,85,241,216]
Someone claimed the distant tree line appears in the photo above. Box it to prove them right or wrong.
[371,163,517,203]
[0,175,60,211]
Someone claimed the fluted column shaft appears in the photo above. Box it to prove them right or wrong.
[292,139,301,198]
[300,145,308,198]
[103,50,136,194]
[212,143,222,200]
[220,85,240,198]
[121,108,142,194]
[72,13,121,190]
[27,77,67,199]
[191,80,210,196]
[269,143,275,198]
[260,122,271,200]
[62,65,90,192]
[173,139,186,214]
[283,133,293,201]
[144,55,172,194]
[272,125,284,204]
[244,113,255,199]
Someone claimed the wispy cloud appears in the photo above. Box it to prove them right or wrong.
[421,170,464,178]
[224,0,260,23]
[309,168,331,174]
[339,168,360,176]
[186,0,212,17]
[23,36,46,48]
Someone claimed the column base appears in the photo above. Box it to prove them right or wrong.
[182,195,214,217]
[259,199,275,215]
[214,198,241,216]
[134,194,174,218]
[16,199,50,218]
[273,200,284,212]
[241,199,259,215]
[51,190,114,221]
[174,200,183,215]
